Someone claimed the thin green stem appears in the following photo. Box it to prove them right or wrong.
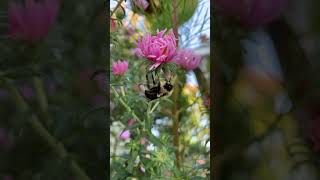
[112,138,119,162]
[33,76,51,126]
[150,101,159,114]
[120,86,126,97]
[111,85,143,125]
[146,102,152,131]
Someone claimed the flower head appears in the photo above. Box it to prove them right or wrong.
[8,0,60,41]
[135,29,177,71]
[119,130,130,140]
[112,60,129,76]
[128,119,135,126]
[215,0,288,28]
[132,0,149,10]
[196,159,206,165]
[174,49,202,70]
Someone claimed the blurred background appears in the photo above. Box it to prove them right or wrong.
[0,0,107,179]
[214,0,320,179]
[110,0,210,179]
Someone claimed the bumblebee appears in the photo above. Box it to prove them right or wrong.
[139,70,174,101]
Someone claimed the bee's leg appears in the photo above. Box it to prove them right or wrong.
[151,72,156,86]
[146,73,151,89]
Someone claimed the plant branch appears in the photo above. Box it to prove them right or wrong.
[111,85,143,125]
[1,78,90,180]
[33,76,52,127]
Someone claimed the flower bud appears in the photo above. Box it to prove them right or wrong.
[115,6,126,20]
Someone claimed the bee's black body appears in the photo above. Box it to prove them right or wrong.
[143,70,174,101]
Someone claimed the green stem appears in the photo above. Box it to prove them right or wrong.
[1,79,91,180]
[33,76,51,127]
[150,101,159,114]
[146,102,152,131]
[112,137,119,162]
[120,86,126,97]
[111,86,143,125]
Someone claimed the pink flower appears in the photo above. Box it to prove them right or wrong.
[19,84,34,99]
[133,0,149,10]
[139,137,146,145]
[112,60,128,76]
[196,159,206,165]
[140,166,146,173]
[110,19,117,32]
[135,29,177,71]
[128,119,135,126]
[174,49,202,70]
[119,130,130,140]
[8,0,60,41]
[215,0,288,28]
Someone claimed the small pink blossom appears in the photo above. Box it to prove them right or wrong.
[112,60,129,76]
[110,19,117,32]
[140,166,146,173]
[135,29,177,71]
[139,137,146,145]
[8,0,60,41]
[174,49,202,70]
[128,119,135,126]
[133,0,149,10]
[119,130,130,140]
[196,159,206,165]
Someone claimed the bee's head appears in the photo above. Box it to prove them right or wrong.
[164,82,173,91]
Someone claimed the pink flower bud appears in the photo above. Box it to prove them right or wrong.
[196,159,206,165]
[119,130,130,140]
[127,119,135,126]
[110,19,117,32]
[112,60,129,76]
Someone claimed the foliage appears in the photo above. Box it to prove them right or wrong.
[110,0,210,179]
[0,0,106,179]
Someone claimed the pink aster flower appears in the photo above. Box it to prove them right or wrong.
[8,0,60,41]
[132,0,149,10]
[112,60,129,76]
[215,0,288,28]
[135,29,177,71]
[119,130,130,140]
[174,49,202,70]
[128,119,135,126]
